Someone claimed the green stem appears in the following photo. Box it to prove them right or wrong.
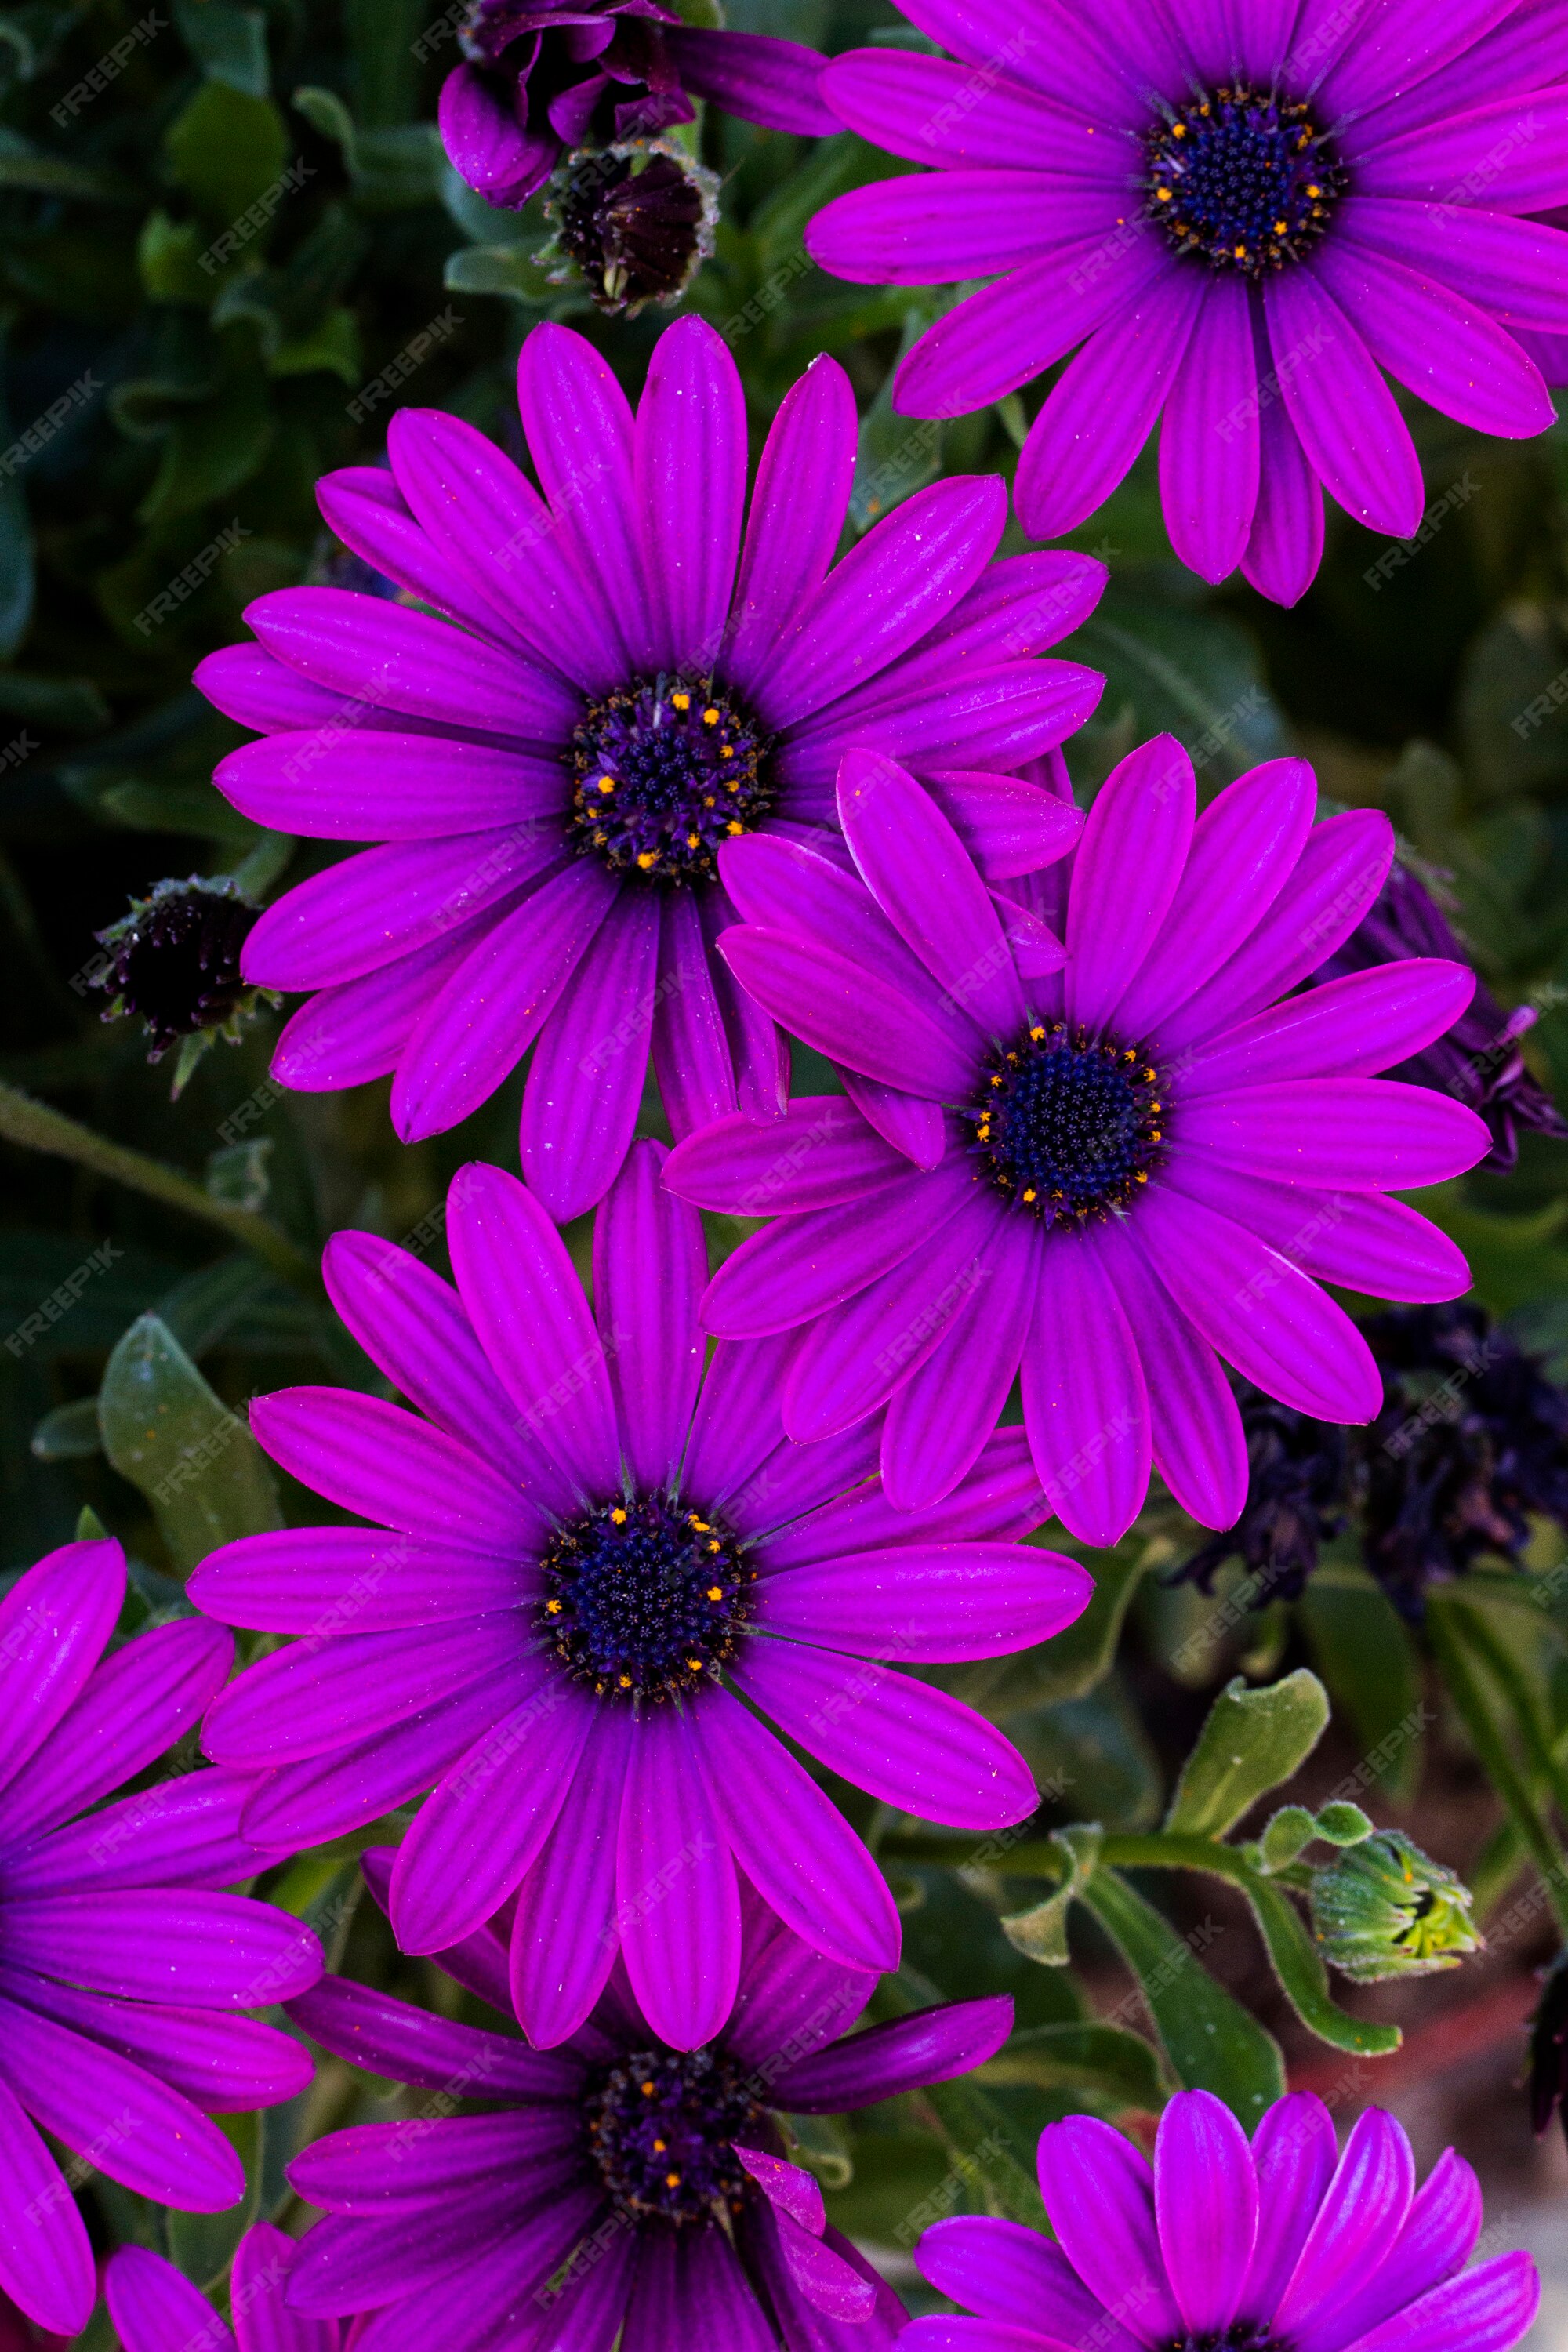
[1450,1599,1568,1829]
[0,1081,318,1293]
[1427,1595,1568,1937]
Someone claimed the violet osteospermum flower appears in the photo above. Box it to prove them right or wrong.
[907,2089,1540,2352]
[192,1144,1088,2047]
[280,1882,1008,2349]
[439,0,837,214]
[107,2226,353,2352]
[196,317,1105,1221]
[663,739,1493,1544]
[0,1540,321,2337]
[808,2,1568,603]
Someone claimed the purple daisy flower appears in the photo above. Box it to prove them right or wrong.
[279,1878,1009,2349]
[1317,858,1568,1172]
[107,2226,354,2352]
[195,318,1105,1221]
[439,0,837,216]
[663,739,1493,1544]
[0,1539,321,2339]
[807,1,1568,603]
[906,2087,1540,2352]
[191,1143,1089,2048]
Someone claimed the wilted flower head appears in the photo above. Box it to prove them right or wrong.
[908,2089,1538,2352]
[1172,1395,1348,1606]
[1322,859,1568,1174]
[91,875,271,1094]
[541,134,720,314]
[1309,1829,1482,1984]
[439,0,835,212]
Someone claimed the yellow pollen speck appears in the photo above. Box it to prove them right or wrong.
[546,1598,562,1615]
[666,2172,681,2189]
[1156,187,1173,201]
[989,1075,1002,1087]
[1022,1188,1036,1203]
[706,1584,724,1602]
[641,2081,656,2096]
[1307,183,1321,198]
[618,1674,633,1688]
[685,1658,703,1674]
[702,706,720,725]
[653,2139,666,2153]
[689,1515,709,1530]
[703,793,716,808]
[1150,1130,1163,1143]
[1029,1025,1046,1040]
[1150,1101,1162,1113]
[611,1507,627,1523]
[721,744,735,758]
[672,692,690,710]
[597,776,615,793]
[1143,1067,1156,1081]
[1233,244,1247,258]
[1276,219,1288,234]
[637,851,659,869]
[708,1539,721,1553]
[1135,1171,1149,1184]
[593,830,607,845]
[1172,122,1185,136]
[726,820,743,834]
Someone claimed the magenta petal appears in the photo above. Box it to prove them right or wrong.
[202,1617,528,1769]
[818,46,1131,172]
[666,26,838,136]
[1022,1237,1151,1545]
[392,862,622,1142]
[216,729,564,843]
[807,169,1107,285]
[729,1639,1037,1831]
[0,2080,96,2335]
[1037,2115,1183,2347]
[635,316,746,674]
[916,2218,1139,2344]
[267,916,494,1093]
[1314,2147,1481,2351]
[699,1687,900,1972]
[593,1137,706,1488]
[1336,196,1568,335]
[446,1160,622,1496]
[774,1994,1012,2114]
[1159,275,1261,582]
[196,639,365,734]
[1015,268,1207,539]
[1242,390,1324,608]
[651,886,739,1138]
[1275,2110,1415,2342]
[1065,735,1195,1033]
[1333,2251,1540,2352]
[720,925,977,1099]
[1134,1182,1384,1423]
[663,1096,911,1215]
[880,1209,1040,1512]
[1247,2092,1338,2315]
[3,1890,321,2008]
[0,1537,122,1802]
[1177,1079,1492,1189]
[699,1160,973,1338]
[315,468,544,659]
[891,239,1167,419]
[0,1969,308,2113]
[510,1709,632,2047]
[245,1386,535,1551]
[1356,92,1568,213]
[1315,234,1554,438]
[517,323,644,675]
[1179,959,1477,1095]
[286,1973,577,2100]
[841,1068,949,1169]
[924,766,1085,881]
[108,2246,233,2352]
[754,1540,1088,1664]
[616,1708,739,2052]
[388,1679,591,1954]
[1155,2090,1258,2335]
[1116,757,1317,1039]
[438,59,557,201]
[1318,0,1518,122]
[838,749,1025,1036]
[521,887,662,1221]
[1265,270,1425,537]
[1094,1218,1247,1532]
[726,356,857,699]
[759,477,1007,731]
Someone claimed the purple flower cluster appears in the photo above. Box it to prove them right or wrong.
[808,0,1568,600]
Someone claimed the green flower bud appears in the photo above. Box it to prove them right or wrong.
[1309,1830,1482,1983]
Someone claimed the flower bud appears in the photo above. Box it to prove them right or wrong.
[1309,1830,1481,1983]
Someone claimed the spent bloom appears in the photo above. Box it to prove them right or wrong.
[107,2225,354,2352]
[0,1540,320,2338]
[197,315,1105,1221]
[665,738,1491,1545]
[908,2089,1539,2352]
[191,1143,1089,2048]
[439,0,836,212]
[808,1,1568,601]
[280,1887,1007,2348]
[90,875,274,1098]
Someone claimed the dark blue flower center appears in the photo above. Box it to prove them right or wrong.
[538,1495,752,1703]
[568,675,773,884]
[1145,86,1342,274]
[972,1023,1167,1224]
[586,2047,765,2226]
[1165,2329,1279,2351]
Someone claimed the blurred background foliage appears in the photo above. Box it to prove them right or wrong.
[8,0,1568,2328]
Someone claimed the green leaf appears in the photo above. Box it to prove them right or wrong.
[1296,1569,1425,1805]
[291,87,441,209]
[346,0,425,125]
[1164,1670,1330,1840]
[138,209,219,305]
[444,241,551,301]
[0,129,136,202]
[1078,1868,1285,2127]
[980,2020,1168,2114]
[165,82,289,226]
[1070,598,1284,788]
[173,0,270,96]
[1257,1805,1317,1874]
[1316,1802,1375,1846]
[268,304,361,383]
[1001,1826,1102,1966]
[0,670,109,730]
[0,321,37,660]
[136,365,275,521]
[31,1398,103,1460]
[97,1312,282,1570]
